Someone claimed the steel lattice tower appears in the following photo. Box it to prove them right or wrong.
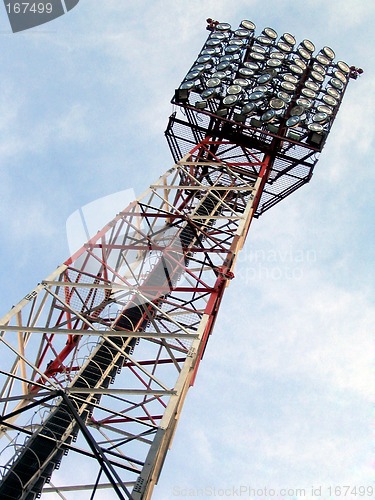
[0,18,359,499]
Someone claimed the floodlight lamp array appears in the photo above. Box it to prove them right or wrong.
[174,19,351,149]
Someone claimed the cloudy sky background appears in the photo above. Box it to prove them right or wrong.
[0,1,374,498]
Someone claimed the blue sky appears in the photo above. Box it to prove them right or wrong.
[0,1,374,499]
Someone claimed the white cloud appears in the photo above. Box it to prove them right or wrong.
[56,103,91,142]
[323,0,375,29]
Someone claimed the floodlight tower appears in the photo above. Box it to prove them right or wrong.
[0,18,359,500]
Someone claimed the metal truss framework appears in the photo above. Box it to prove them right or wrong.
[0,138,272,499]
[0,14,358,499]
